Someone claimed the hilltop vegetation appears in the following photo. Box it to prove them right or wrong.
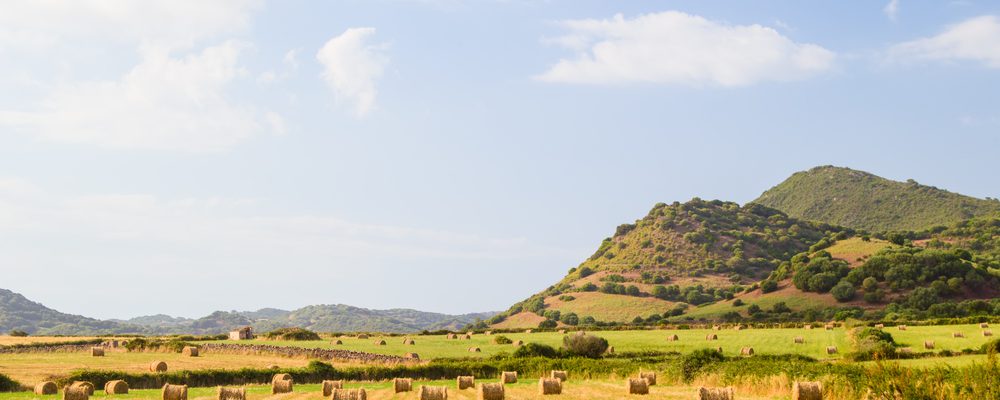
[753,166,1000,232]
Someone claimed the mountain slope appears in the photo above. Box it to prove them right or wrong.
[0,289,143,335]
[753,165,1000,232]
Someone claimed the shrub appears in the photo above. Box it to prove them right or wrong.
[577,266,594,278]
[732,299,744,307]
[538,319,557,329]
[513,343,560,358]
[0,373,18,392]
[562,334,609,358]
[493,335,512,344]
[680,348,724,381]
[560,313,579,326]
[7,330,27,337]
[760,280,778,293]
[265,328,321,341]
[831,281,856,302]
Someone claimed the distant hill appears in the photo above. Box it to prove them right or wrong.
[753,165,1000,232]
[0,289,144,335]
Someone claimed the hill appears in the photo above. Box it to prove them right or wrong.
[753,165,1000,232]
[0,289,144,335]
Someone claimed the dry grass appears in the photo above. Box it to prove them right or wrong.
[0,336,97,346]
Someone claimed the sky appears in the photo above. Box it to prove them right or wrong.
[1,0,999,320]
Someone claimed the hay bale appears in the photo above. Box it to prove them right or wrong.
[332,388,366,400]
[899,347,913,355]
[404,338,416,345]
[804,325,813,330]
[525,329,533,334]
[513,340,524,346]
[357,334,369,339]
[419,385,448,400]
[373,339,386,345]
[984,330,994,337]
[70,382,94,396]
[477,383,504,400]
[667,334,679,341]
[875,324,884,329]
[716,346,723,353]
[182,346,199,357]
[91,347,104,357]
[35,381,58,395]
[446,333,457,339]
[698,387,734,400]
[484,331,493,336]
[980,323,989,329]
[538,378,562,395]
[640,371,657,386]
[457,376,475,390]
[606,346,614,354]
[897,325,907,331]
[104,380,128,395]
[626,378,648,395]
[953,332,965,338]
[63,386,89,400]
[794,336,805,344]
[322,380,344,396]
[706,334,718,341]
[740,347,755,356]
[271,373,292,384]
[333,339,343,345]
[149,361,168,373]
[734,325,743,331]
[550,370,568,382]
[217,387,245,400]
[712,325,720,330]
[792,381,822,400]
[469,347,481,352]
[501,371,518,384]
[405,352,420,359]
[393,378,413,393]
[559,329,567,334]
[162,384,187,400]
[826,346,837,354]
[924,341,935,350]
[463,333,472,340]
[271,379,293,394]
[824,324,834,330]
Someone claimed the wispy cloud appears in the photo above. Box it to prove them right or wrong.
[884,0,900,22]
[889,15,1000,68]
[316,28,389,117]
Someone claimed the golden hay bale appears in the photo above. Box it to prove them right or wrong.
[104,380,128,395]
[897,325,907,331]
[606,346,614,354]
[149,361,168,373]
[559,329,567,334]
[35,381,58,395]
[698,387,734,400]
[667,334,679,341]
[734,325,743,331]
[792,381,822,400]
[91,347,104,357]
[357,334,369,339]
[984,330,994,337]
[446,333,457,339]
[716,347,723,353]
[70,382,95,395]
[924,341,935,349]
[332,388,366,400]
[706,334,718,341]
[181,346,199,357]
[804,325,813,330]
[825,324,834,330]
[394,378,413,393]
[484,331,493,336]
[980,323,989,329]
[463,333,472,340]
[794,337,805,344]
[626,378,648,395]
[333,339,343,345]
[874,324,884,329]
[322,380,344,396]
[162,384,187,400]
[640,371,657,386]
[550,370,568,382]
[525,329,533,334]
[271,379,293,394]
[538,378,562,395]
[374,339,386,345]
[513,340,524,346]
[419,385,448,400]
[477,383,504,400]
[826,346,837,354]
[953,332,965,338]
[405,352,420,359]
[458,376,475,390]
[898,347,913,355]
[404,338,416,345]
[469,347,481,352]
[712,325,720,331]
[271,373,292,384]
[217,387,245,400]
[501,371,518,384]
[63,386,89,400]
[740,347,755,356]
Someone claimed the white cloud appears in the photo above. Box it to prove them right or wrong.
[536,11,836,87]
[316,28,389,117]
[884,0,900,21]
[0,42,280,152]
[889,15,1000,68]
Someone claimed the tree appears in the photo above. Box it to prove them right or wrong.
[807,272,840,293]
[831,281,856,302]
[562,334,609,358]
[760,280,778,293]
[862,277,878,292]
[626,285,641,296]
[772,302,791,313]
[8,330,27,337]
[732,299,744,307]
[538,319,558,329]
[747,304,762,314]
[560,313,579,326]
[652,285,669,300]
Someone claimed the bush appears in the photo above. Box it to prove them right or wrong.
[7,330,27,337]
[680,348,724,381]
[265,328,321,341]
[831,281,856,302]
[562,334,609,358]
[760,280,778,293]
[493,335,513,345]
[513,343,560,358]
[0,373,18,392]
[732,299,744,307]
[538,319,558,329]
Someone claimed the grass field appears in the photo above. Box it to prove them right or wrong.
[0,337,96,346]
[542,292,677,323]
[822,237,892,266]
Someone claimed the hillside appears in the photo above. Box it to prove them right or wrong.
[753,165,1000,232]
[0,289,144,335]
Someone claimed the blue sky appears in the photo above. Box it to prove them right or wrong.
[1,0,999,319]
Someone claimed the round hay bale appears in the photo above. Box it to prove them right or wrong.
[924,341,935,350]
[468,347,481,352]
[712,325,720,330]
[794,337,804,344]
[393,378,413,393]
[639,371,657,386]
[405,352,420,359]
[501,371,518,384]
[162,384,187,400]
[419,385,448,400]
[91,347,104,357]
[63,385,89,400]
[35,381,58,395]
[984,330,994,337]
[70,382,95,396]
[322,380,344,396]
[826,346,838,354]
[463,333,472,340]
[734,325,743,331]
[606,346,614,354]
[899,347,913,355]
[446,333,457,339]
[791,381,822,400]
[538,378,562,395]
[403,338,416,345]
[332,388,366,400]
[149,361,168,373]
[716,347,723,353]
[980,323,989,329]
[333,339,343,345]
[824,323,835,330]
[953,332,965,338]
[804,325,813,330]
[874,324,884,329]
[217,387,245,400]
[740,347,755,356]
[271,373,292,384]
[513,340,524,346]
[525,329,533,334]
[698,386,734,400]
[374,339,386,346]
[550,370,568,382]
[667,334,679,341]
[559,329,567,334]
[626,378,648,395]
[357,334,369,339]
[477,382,504,400]
[897,325,907,331]
[484,331,493,336]
[458,376,475,390]
[706,334,718,341]
[271,379,293,394]
[181,346,199,357]
[104,380,128,395]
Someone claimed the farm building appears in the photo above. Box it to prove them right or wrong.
[229,326,254,340]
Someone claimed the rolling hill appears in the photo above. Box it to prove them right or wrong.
[753,165,1000,232]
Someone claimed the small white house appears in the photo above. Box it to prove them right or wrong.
[229,326,253,340]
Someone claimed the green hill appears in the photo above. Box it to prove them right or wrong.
[753,165,1000,232]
